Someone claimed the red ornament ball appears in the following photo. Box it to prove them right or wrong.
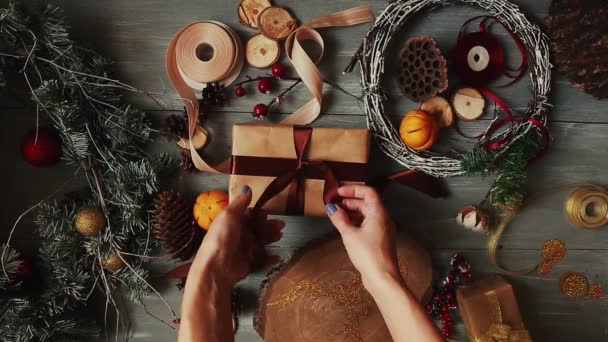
[235,85,246,97]
[20,128,61,167]
[252,104,268,119]
[13,255,34,281]
[271,63,286,78]
[257,78,271,94]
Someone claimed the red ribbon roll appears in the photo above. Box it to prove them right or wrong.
[453,31,505,87]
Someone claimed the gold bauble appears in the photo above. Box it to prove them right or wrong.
[101,250,125,272]
[74,208,106,236]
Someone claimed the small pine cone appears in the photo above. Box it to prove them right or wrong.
[179,150,197,174]
[160,114,188,141]
[152,190,203,261]
[201,82,226,107]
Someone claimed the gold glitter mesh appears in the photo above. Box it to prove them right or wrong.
[536,261,553,277]
[541,239,567,264]
[588,283,604,300]
[267,258,408,341]
[559,272,589,299]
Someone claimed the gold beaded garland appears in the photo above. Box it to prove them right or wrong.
[74,208,106,236]
[102,250,126,272]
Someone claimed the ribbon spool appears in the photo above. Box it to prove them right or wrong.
[488,183,607,276]
[453,31,505,87]
[174,21,244,90]
[564,186,608,229]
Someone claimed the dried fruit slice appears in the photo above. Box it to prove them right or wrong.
[238,0,272,29]
[246,33,280,69]
[420,96,453,127]
[451,87,485,121]
[258,6,297,41]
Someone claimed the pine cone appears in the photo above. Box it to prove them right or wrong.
[201,82,226,106]
[179,150,197,174]
[160,113,188,141]
[546,0,608,99]
[152,190,203,261]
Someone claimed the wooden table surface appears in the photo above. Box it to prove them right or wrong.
[2,0,607,341]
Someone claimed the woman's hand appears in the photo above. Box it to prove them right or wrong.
[191,185,285,286]
[325,185,399,288]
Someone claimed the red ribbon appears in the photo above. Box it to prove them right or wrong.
[251,127,341,215]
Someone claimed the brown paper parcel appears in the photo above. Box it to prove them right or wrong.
[456,274,532,342]
[229,124,369,216]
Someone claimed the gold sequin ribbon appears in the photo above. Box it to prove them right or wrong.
[488,183,607,275]
[472,287,532,342]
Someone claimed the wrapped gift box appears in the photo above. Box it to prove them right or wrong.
[456,274,532,342]
[229,124,369,216]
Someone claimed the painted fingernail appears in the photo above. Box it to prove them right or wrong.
[325,203,337,216]
[240,185,251,194]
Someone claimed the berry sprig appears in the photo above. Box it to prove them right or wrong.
[425,253,472,339]
[233,63,359,119]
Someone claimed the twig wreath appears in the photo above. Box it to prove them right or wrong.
[359,0,551,182]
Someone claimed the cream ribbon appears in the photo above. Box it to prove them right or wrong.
[166,7,374,173]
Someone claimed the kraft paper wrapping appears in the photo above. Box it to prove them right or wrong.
[229,124,370,216]
[456,275,530,341]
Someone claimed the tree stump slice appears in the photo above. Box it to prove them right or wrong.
[254,233,433,341]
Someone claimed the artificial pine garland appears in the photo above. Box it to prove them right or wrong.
[0,2,174,340]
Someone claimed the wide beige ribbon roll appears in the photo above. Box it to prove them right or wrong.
[166,7,374,173]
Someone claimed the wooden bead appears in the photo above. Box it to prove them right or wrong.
[258,7,297,41]
[451,87,485,121]
[246,33,280,69]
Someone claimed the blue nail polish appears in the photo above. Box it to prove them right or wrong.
[240,185,251,194]
[325,203,337,216]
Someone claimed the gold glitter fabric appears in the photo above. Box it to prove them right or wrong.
[267,259,408,341]
[536,261,553,277]
[541,239,567,264]
[559,272,589,299]
[74,207,106,236]
[588,283,604,300]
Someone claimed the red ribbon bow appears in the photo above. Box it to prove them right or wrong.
[253,127,341,215]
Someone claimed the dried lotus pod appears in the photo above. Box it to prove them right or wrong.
[398,36,448,102]
[238,0,272,29]
[258,6,297,41]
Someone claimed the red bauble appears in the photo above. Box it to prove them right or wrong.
[271,63,286,78]
[13,255,34,281]
[235,85,246,97]
[252,104,268,119]
[257,78,271,94]
[20,128,61,167]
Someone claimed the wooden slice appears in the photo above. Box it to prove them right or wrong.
[420,95,453,127]
[238,0,272,29]
[451,87,485,121]
[177,125,208,150]
[258,6,297,41]
[254,233,433,341]
[246,33,280,69]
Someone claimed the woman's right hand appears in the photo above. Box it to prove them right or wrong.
[325,185,400,289]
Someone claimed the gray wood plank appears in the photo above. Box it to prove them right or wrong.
[37,0,606,123]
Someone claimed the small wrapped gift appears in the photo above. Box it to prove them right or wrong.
[228,124,369,216]
[456,275,532,342]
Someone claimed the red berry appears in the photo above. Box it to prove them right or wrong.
[252,104,268,118]
[441,305,448,312]
[464,272,473,282]
[425,304,432,313]
[433,294,441,302]
[234,85,246,97]
[271,63,286,78]
[445,293,453,300]
[257,78,271,93]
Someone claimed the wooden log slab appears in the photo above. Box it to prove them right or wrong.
[254,233,433,341]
